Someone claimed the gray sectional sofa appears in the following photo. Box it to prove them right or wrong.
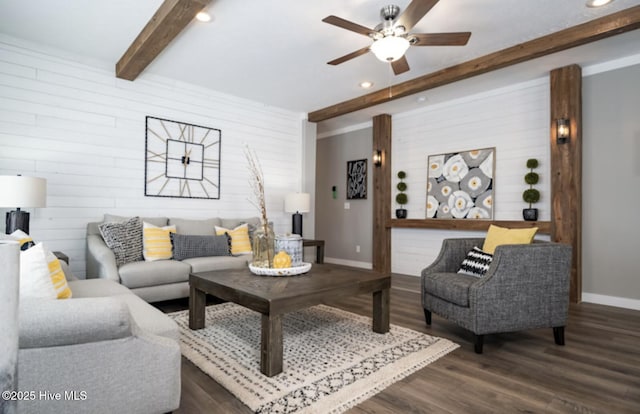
[18,262,181,414]
[86,215,260,302]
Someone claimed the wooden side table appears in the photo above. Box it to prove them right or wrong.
[302,239,324,264]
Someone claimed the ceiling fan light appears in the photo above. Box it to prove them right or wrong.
[196,11,211,22]
[586,0,614,7]
[370,36,410,62]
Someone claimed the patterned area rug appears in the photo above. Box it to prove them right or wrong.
[169,303,458,414]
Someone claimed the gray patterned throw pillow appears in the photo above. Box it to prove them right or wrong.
[99,217,143,266]
[171,233,231,260]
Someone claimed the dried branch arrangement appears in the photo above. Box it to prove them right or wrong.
[244,145,269,234]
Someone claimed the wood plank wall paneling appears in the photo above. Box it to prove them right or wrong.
[550,65,582,303]
[0,38,304,278]
[390,79,550,276]
[372,114,392,273]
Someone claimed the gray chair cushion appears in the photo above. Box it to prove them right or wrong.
[423,272,478,307]
[67,279,179,340]
[183,255,249,273]
[68,278,132,297]
[118,260,191,289]
[169,217,221,235]
[19,297,132,348]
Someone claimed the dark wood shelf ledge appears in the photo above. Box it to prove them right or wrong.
[388,219,551,234]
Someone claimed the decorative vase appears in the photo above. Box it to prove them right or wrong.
[395,208,407,219]
[523,208,538,221]
[252,223,275,268]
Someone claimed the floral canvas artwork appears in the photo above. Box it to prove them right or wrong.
[426,148,495,219]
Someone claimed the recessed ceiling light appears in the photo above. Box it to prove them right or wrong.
[359,81,374,89]
[586,0,614,7]
[196,11,211,22]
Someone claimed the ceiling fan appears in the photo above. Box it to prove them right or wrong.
[323,0,471,75]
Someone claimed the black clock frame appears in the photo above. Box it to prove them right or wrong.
[144,116,222,199]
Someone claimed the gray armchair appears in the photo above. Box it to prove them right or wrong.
[421,238,572,353]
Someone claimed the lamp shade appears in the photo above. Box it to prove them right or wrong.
[284,193,310,213]
[0,176,47,208]
[370,36,410,62]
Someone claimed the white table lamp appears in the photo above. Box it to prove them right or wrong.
[284,193,310,236]
[0,175,47,234]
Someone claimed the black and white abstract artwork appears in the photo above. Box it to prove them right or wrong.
[346,159,367,200]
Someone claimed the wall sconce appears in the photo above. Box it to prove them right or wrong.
[556,118,570,144]
[373,150,383,167]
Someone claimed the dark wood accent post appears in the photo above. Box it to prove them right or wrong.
[373,114,392,274]
[550,65,582,303]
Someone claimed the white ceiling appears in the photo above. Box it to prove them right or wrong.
[1,0,639,134]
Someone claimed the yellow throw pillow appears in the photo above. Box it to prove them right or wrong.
[482,224,538,254]
[20,243,57,299]
[143,222,176,261]
[46,251,72,299]
[215,223,252,255]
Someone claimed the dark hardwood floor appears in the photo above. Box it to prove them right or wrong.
[156,274,640,413]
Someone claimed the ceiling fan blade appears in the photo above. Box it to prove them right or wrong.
[322,15,376,37]
[327,46,371,66]
[396,0,440,32]
[411,32,471,46]
[391,56,410,75]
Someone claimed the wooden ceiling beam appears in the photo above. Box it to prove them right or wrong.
[116,0,211,81]
[308,6,640,123]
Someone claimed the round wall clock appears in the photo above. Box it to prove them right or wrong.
[145,116,221,199]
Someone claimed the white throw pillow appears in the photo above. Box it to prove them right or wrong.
[20,243,57,299]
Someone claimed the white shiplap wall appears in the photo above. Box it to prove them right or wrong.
[0,36,305,278]
[391,78,551,276]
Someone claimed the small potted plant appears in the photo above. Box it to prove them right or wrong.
[395,171,408,219]
[522,158,540,221]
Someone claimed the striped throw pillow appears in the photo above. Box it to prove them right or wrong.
[457,246,493,277]
[46,250,72,299]
[143,222,176,261]
[19,243,72,299]
[215,223,252,255]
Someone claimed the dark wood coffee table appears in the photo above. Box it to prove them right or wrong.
[188,264,390,377]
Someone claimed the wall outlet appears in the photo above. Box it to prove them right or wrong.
[344,202,350,210]
[356,245,360,253]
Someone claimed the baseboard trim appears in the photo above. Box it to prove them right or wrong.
[582,293,640,311]
[324,257,373,270]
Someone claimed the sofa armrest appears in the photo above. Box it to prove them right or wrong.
[19,297,132,349]
[86,233,119,282]
[469,242,572,331]
[475,242,572,288]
